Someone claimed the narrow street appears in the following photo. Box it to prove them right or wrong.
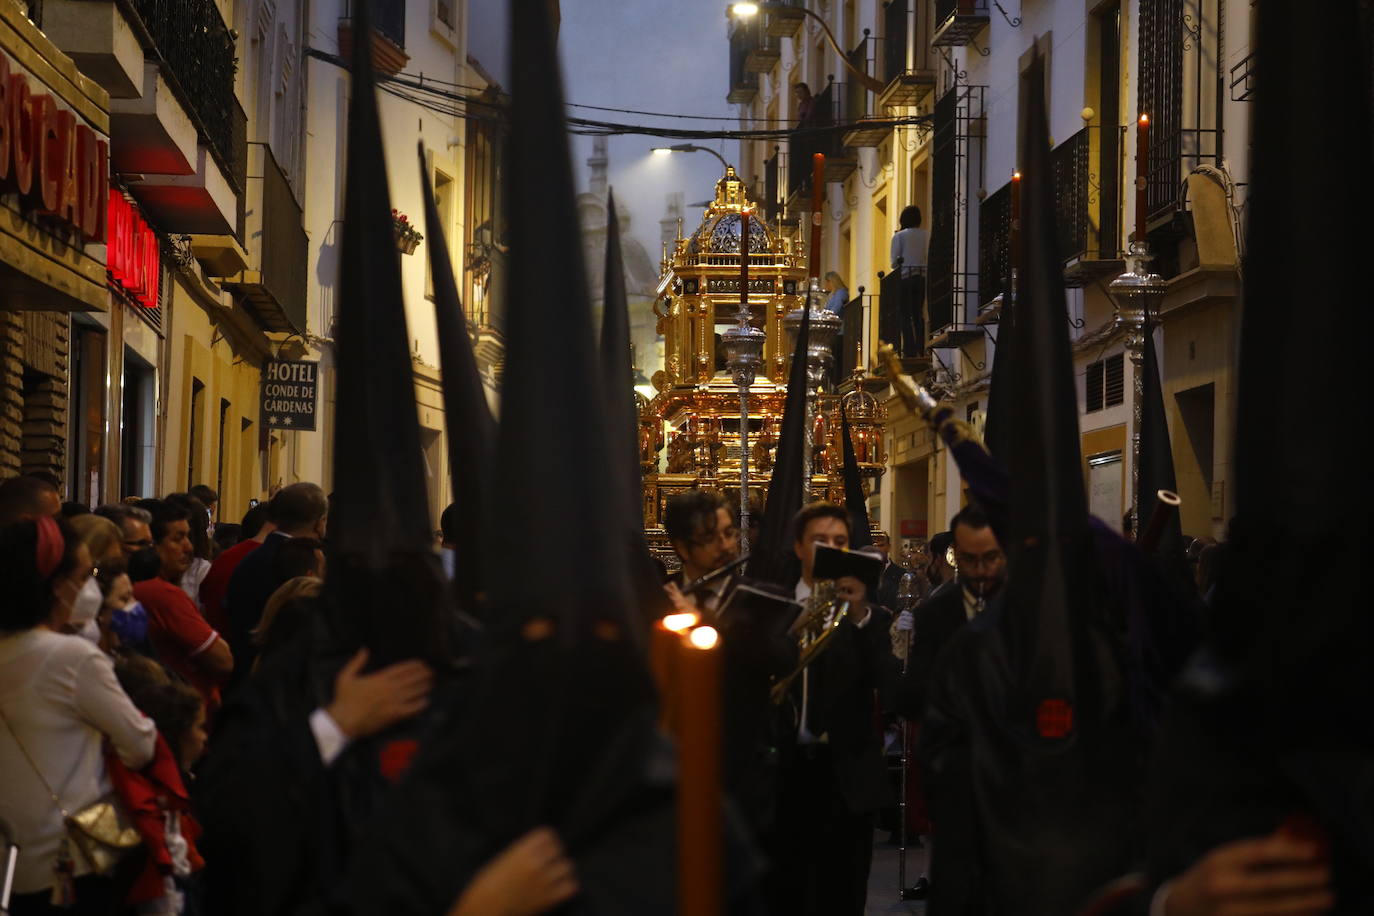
[867,831,929,915]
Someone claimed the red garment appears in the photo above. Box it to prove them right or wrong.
[106,734,204,905]
[200,538,261,635]
[134,577,224,710]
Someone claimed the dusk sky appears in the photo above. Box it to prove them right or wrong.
[470,0,740,260]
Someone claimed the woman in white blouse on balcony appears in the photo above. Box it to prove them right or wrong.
[0,515,156,915]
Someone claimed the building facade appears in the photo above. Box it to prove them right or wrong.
[1,0,505,527]
[728,0,1256,546]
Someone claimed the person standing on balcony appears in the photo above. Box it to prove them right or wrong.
[793,82,816,126]
[890,205,928,356]
[823,271,851,382]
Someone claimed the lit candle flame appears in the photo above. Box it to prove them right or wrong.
[688,626,720,650]
[662,612,700,633]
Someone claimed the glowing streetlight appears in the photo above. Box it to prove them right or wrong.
[725,2,884,93]
[651,144,732,171]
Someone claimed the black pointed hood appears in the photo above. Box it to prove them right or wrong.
[1208,0,1374,739]
[839,404,872,549]
[1001,50,1101,729]
[746,301,811,586]
[601,189,668,623]
[1135,317,1183,563]
[324,0,447,667]
[982,279,1018,462]
[418,143,494,616]
[447,0,660,851]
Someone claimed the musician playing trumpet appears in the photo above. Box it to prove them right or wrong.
[766,502,898,916]
[661,490,741,616]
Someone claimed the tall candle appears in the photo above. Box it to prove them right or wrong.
[809,153,825,279]
[677,625,722,916]
[652,613,699,734]
[1010,170,1022,272]
[1135,113,1149,243]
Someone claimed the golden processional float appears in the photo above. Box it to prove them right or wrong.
[639,168,886,564]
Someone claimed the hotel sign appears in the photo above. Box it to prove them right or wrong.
[261,360,318,431]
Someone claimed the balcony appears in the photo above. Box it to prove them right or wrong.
[219,144,308,334]
[1138,0,1221,230]
[46,0,246,238]
[787,79,859,199]
[41,0,145,98]
[764,0,806,37]
[129,98,244,241]
[978,180,1011,310]
[1054,126,1124,287]
[727,19,760,103]
[743,28,780,73]
[931,0,988,48]
[877,0,937,109]
[925,83,985,348]
[127,0,240,185]
[339,0,408,75]
[841,35,889,149]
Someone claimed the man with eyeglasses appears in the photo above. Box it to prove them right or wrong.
[661,489,740,616]
[896,502,1005,720]
[893,501,1005,914]
[93,503,155,557]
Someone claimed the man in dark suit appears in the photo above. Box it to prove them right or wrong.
[767,502,897,916]
[897,503,1005,915]
[896,505,1005,720]
[224,482,328,691]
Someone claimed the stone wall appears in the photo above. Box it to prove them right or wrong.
[0,311,70,482]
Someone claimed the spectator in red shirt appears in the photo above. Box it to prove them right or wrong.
[132,499,233,710]
[200,501,275,635]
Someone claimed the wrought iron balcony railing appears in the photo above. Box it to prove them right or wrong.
[1138,0,1221,228]
[978,181,1011,308]
[926,83,984,342]
[787,79,858,198]
[125,0,240,193]
[932,0,989,47]
[880,0,936,101]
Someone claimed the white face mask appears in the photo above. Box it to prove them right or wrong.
[70,577,103,626]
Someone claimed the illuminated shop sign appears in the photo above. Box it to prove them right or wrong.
[107,191,159,309]
[0,50,108,243]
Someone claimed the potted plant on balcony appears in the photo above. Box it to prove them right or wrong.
[392,209,423,255]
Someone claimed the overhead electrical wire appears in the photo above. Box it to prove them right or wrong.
[306,47,933,141]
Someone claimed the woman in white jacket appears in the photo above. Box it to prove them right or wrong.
[0,515,156,914]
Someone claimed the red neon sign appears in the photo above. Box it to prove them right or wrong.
[0,50,108,243]
[107,191,159,309]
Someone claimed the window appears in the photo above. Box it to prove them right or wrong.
[188,378,205,489]
[217,398,231,509]
[426,167,454,299]
[1085,353,1124,412]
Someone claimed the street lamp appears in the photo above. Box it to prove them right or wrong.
[727,2,885,94]
[652,144,732,172]
[721,208,767,554]
[1107,241,1166,535]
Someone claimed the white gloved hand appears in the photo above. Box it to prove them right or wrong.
[896,610,915,633]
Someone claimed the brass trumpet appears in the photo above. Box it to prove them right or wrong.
[770,579,850,705]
